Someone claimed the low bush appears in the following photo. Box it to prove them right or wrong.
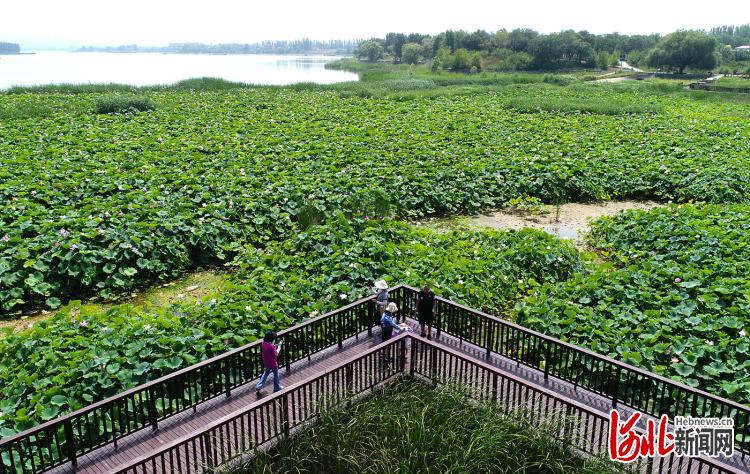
[94,95,156,114]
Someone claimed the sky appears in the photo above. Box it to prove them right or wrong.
[3,0,749,49]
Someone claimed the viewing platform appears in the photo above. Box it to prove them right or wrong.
[1,286,748,474]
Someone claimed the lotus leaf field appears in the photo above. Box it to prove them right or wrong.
[1,79,750,444]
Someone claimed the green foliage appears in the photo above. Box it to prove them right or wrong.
[400,42,423,65]
[516,205,750,404]
[94,95,156,114]
[647,31,718,72]
[1,83,749,312]
[715,76,750,89]
[239,380,622,474]
[0,220,582,436]
[504,195,548,216]
[356,40,384,62]
[505,94,662,115]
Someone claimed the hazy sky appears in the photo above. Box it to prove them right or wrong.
[3,0,749,48]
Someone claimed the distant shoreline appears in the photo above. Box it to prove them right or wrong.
[73,51,349,57]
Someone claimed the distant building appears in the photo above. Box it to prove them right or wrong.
[735,45,750,51]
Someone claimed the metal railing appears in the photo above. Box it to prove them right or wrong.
[2,284,749,473]
[0,292,380,474]
[115,335,741,474]
[392,285,750,457]
[116,334,408,473]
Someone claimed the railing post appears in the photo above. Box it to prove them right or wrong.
[544,339,551,381]
[202,432,214,469]
[430,345,438,383]
[64,419,78,468]
[285,334,292,373]
[148,388,159,431]
[485,320,494,359]
[338,312,343,350]
[490,372,498,403]
[225,358,232,398]
[282,394,291,440]
[367,301,373,336]
[399,337,407,373]
[409,337,416,377]
[436,302,442,339]
[346,364,354,396]
[612,366,621,408]
[563,404,573,448]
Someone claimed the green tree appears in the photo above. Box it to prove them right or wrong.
[401,43,423,64]
[357,41,384,62]
[647,30,717,72]
[430,56,443,72]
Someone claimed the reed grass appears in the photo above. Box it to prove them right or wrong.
[233,380,625,474]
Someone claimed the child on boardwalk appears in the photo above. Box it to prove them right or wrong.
[380,302,402,342]
[256,331,283,395]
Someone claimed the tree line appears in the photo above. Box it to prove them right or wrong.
[77,39,359,55]
[357,25,750,73]
[0,42,20,54]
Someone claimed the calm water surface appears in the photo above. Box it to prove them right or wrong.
[0,52,358,89]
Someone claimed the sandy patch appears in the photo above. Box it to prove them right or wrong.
[470,201,662,245]
[593,76,634,83]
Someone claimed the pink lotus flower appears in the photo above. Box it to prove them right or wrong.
[59,228,70,238]
[671,357,679,364]
[79,321,88,328]
[71,244,78,250]
[674,277,682,283]
[223,339,230,345]
[1,234,9,242]
[741,330,747,337]
[364,215,370,221]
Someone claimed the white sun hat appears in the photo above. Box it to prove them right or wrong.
[374,279,388,290]
[387,302,398,312]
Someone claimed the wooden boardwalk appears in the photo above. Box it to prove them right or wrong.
[48,319,749,474]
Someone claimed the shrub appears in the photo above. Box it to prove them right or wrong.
[94,95,156,114]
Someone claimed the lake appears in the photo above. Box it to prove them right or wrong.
[0,52,358,89]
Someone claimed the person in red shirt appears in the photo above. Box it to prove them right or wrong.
[256,331,283,395]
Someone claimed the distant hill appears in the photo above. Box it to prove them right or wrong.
[77,39,360,55]
[0,42,20,54]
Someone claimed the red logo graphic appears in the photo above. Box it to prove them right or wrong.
[609,410,675,462]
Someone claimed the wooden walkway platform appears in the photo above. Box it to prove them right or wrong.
[41,317,748,474]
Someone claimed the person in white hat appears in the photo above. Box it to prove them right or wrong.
[373,279,389,316]
[380,302,402,342]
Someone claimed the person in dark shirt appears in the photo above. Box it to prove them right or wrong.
[416,285,436,339]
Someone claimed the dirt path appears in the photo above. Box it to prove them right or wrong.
[469,201,662,245]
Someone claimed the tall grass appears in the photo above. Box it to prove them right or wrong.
[4,77,255,95]
[234,380,625,474]
[505,95,662,115]
[95,95,156,114]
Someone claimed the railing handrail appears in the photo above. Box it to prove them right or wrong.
[114,334,744,474]
[116,333,410,472]
[399,284,750,412]
[0,288,383,447]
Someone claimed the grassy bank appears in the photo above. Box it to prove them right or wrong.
[235,379,623,474]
